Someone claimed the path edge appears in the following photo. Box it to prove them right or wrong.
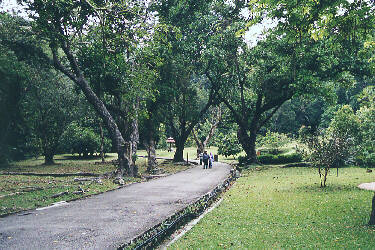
[118,166,237,250]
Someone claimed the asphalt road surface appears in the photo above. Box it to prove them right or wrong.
[0,162,231,249]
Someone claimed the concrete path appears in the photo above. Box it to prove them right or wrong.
[358,182,375,191]
[0,162,231,250]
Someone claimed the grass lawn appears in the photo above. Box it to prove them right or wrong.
[170,165,375,249]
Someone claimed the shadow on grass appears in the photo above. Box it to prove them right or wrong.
[58,155,110,161]
[293,183,360,193]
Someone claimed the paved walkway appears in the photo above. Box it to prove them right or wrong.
[0,162,231,249]
[358,182,375,191]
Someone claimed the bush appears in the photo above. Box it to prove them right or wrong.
[238,153,303,165]
[257,153,303,164]
[217,132,242,158]
[355,152,375,167]
[238,155,251,166]
[59,122,111,157]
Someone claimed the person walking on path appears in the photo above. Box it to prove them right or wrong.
[202,151,209,169]
[209,152,213,168]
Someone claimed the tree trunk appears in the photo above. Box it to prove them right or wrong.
[130,118,139,164]
[369,193,375,225]
[78,84,132,176]
[198,143,205,157]
[44,152,54,165]
[145,135,158,173]
[192,129,205,158]
[323,168,328,187]
[99,120,105,162]
[318,167,323,187]
[173,140,185,162]
[237,126,257,163]
[51,44,134,177]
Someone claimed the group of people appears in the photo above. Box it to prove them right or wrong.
[199,151,214,169]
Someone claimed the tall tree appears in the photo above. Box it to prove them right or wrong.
[153,0,217,162]
[0,46,28,163]
[192,105,222,157]
[21,0,154,176]
[22,71,80,164]
[204,0,374,162]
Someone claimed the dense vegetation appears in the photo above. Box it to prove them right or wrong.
[2,1,375,247]
[1,0,375,181]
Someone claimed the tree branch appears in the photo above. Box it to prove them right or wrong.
[258,104,283,130]
[205,71,244,127]
[203,106,222,145]
[50,46,77,83]
[191,128,201,147]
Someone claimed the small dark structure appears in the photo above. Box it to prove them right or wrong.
[166,137,175,152]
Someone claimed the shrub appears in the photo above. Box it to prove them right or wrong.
[217,132,242,158]
[238,155,251,166]
[355,152,375,167]
[59,122,111,157]
[238,153,303,166]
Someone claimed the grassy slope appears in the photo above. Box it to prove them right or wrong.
[171,166,375,249]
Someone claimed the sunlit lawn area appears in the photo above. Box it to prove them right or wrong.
[170,166,375,249]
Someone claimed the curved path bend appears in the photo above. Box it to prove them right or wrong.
[0,162,231,249]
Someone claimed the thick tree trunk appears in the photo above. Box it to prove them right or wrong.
[237,126,257,163]
[78,85,133,176]
[51,44,134,177]
[192,129,205,158]
[130,118,139,164]
[173,140,185,162]
[145,135,158,173]
[198,143,205,157]
[44,151,54,165]
[123,118,139,166]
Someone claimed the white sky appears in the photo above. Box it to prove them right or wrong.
[0,0,27,16]
[0,0,269,46]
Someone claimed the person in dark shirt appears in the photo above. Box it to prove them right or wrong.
[202,151,209,169]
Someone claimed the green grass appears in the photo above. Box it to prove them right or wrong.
[0,174,124,215]
[170,166,375,249]
[0,154,118,174]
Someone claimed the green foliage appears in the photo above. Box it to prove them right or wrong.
[327,105,360,141]
[302,130,356,187]
[0,47,29,163]
[59,122,111,157]
[355,89,375,167]
[217,131,242,158]
[257,131,290,154]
